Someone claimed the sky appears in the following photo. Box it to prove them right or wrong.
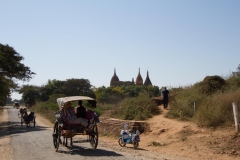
[1,0,240,100]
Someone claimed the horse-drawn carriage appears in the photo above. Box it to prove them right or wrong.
[13,102,20,109]
[19,107,36,127]
[52,96,99,152]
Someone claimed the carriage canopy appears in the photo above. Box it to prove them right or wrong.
[57,96,96,108]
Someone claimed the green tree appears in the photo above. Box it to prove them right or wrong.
[62,78,95,98]
[95,86,123,103]
[112,86,123,95]
[39,79,65,101]
[95,85,159,104]
[95,86,109,103]
[0,77,15,105]
[109,86,124,103]
[123,85,147,98]
[0,43,35,105]
[147,85,160,97]
[6,97,13,105]
[19,85,40,107]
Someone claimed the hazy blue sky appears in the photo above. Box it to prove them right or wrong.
[1,0,240,100]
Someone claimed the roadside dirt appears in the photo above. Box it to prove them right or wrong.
[1,105,240,160]
[98,105,240,160]
[0,108,13,160]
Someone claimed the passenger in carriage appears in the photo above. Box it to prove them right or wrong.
[75,100,100,123]
[59,101,94,128]
[75,100,86,118]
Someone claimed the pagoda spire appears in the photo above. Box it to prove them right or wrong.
[144,69,152,86]
[136,68,143,85]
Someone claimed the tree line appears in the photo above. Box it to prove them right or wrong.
[1,43,161,106]
[17,79,160,107]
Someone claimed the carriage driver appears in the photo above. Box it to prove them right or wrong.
[75,100,86,118]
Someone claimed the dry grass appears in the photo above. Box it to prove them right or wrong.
[167,76,240,128]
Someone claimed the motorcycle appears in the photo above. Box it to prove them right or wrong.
[118,124,140,149]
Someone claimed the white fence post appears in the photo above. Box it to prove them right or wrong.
[232,102,239,133]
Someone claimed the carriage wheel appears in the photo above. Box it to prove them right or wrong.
[88,125,98,150]
[33,118,36,128]
[21,117,23,127]
[118,137,126,147]
[133,142,139,149]
[70,138,73,147]
[53,121,60,152]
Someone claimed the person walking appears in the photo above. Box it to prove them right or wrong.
[162,86,169,109]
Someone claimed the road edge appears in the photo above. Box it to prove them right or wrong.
[0,107,13,160]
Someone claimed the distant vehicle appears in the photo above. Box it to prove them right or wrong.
[13,102,20,109]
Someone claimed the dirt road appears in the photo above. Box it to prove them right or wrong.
[1,106,194,160]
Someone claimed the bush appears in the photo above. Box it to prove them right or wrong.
[195,90,240,127]
[225,75,240,91]
[168,75,240,127]
[93,103,115,116]
[30,94,65,123]
[166,86,206,120]
[198,75,226,95]
[112,92,160,120]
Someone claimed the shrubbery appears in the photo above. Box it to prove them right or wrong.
[167,75,240,127]
[194,90,240,127]
[31,94,64,123]
[111,92,160,120]
[31,74,240,128]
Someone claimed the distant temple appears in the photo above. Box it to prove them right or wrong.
[110,68,152,87]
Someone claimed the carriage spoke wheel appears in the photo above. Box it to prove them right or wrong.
[53,121,60,152]
[118,138,126,147]
[133,142,139,149]
[70,138,73,147]
[88,125,98,150]
[33,117,36,128]
[20,116,23,127]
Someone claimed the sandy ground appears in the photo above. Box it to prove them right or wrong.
[98,105,240,160]
[0,108,13,160]
[1,105,240,160]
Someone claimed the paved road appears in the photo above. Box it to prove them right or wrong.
[6,106,193,160]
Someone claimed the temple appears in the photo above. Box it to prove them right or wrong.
[110,68,152,87]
